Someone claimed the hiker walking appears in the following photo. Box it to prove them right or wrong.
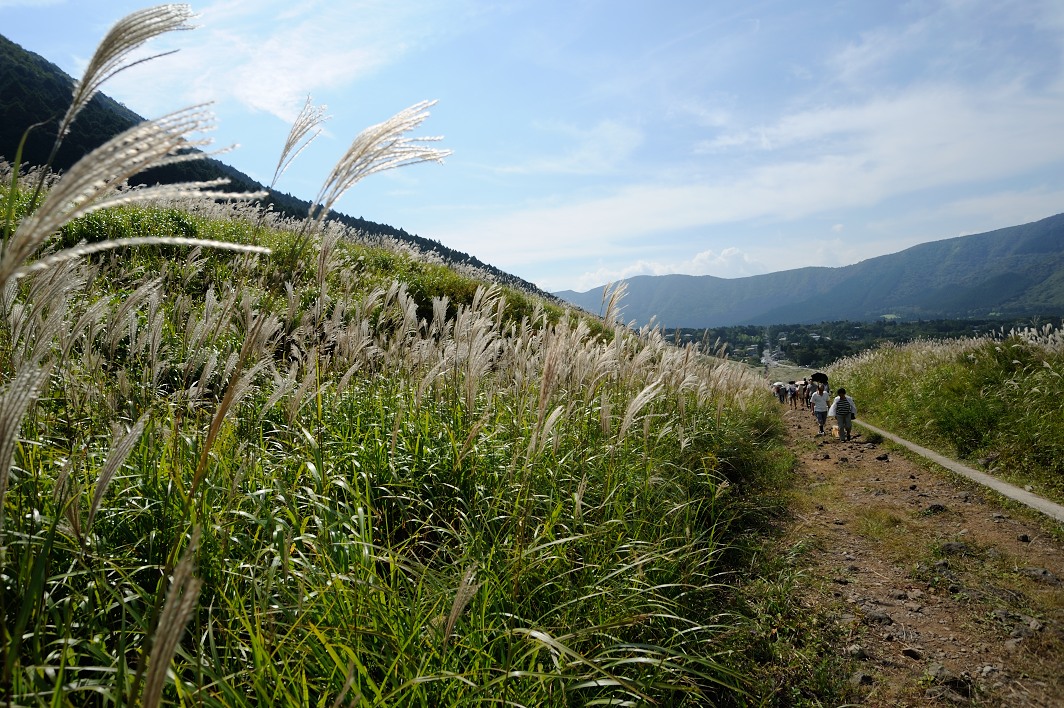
[810,381,831,436]
[828,387,857,442]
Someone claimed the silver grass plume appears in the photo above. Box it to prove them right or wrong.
[141,527,203,708]
[618,378,663,443]
[441,565,481,652]
[573,474,588,525]
[602,281,627,323]
[7,262,83,368]
[11,237,268,283]
[57,5,195,143]
[190,311,279,496]
[271,96,329,188]
[528,404,565,460]
[0,367,49,531]
[1,105,268,289]
[107,278,164,356]
[86,412,150,534]
[307,100,451,231]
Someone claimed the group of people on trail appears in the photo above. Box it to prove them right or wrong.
[769,377,818,410]
[770,380,810,408]
[771,376,858,441]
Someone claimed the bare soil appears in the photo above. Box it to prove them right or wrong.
[778,406,1064,706]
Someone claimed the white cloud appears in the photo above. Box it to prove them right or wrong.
[102,0,464,121]
[936,188,1064,228]
[568,246,768,292]
[440,79,1064,257]
[667,97,733,129]
[687,246,765,275]
[498,120,644,175]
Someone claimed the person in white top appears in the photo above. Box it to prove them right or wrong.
[809,382,831,436]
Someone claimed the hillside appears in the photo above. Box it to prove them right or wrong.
[556,213,1064,328]
[0,32,549,299]
[1,131,830,704]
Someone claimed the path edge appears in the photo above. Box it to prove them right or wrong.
[854,420,1064,525]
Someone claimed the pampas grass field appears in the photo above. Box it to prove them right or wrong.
[0,5,856,705]
[829,324,1064,504]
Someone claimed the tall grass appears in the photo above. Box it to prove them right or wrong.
[0,5,829,706]
[0,202,797,703]
[830,324,1064,501]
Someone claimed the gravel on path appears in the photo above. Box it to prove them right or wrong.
[778,407,1064,706]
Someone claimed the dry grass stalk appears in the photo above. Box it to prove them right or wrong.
[602,281,627,323]
[87,412,151,533]
[57,5,195,144]
[107,278,164,356]
[285,359,320,425]
[441,565,481,652]
[7,264,84,368]
[11,237,269,284]
[618,378,663,443]
[328,660,362,708]
[259,364,298,419]
[191,312,279,494]
[52,459,84,544]
[528,404,565,460]
[599,388,612,435]
[307,101,451,231]
[0,366,49,531]
[451,286,502,409]
[573,474,588,524]
[141,527,203,708]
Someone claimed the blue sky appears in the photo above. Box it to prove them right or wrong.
[3,0,1064,292]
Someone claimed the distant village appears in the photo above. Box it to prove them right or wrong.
[662,316,1043,369]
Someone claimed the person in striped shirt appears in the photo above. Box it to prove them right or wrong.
[828,387,857,441]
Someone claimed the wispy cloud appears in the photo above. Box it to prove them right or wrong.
[103,0,471,121]
[0,0,62,6]
[441,77,1064,255]
[498,119,643,175]
[438,67,1064,290]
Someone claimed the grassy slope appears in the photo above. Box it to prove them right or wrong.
[828,330,1064,505]
[0,189,852,705]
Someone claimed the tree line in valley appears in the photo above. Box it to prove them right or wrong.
[665,316,1063,369]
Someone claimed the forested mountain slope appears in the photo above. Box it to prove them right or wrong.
[557,212,1064,327]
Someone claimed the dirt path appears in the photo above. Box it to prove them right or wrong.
[778,406,1064,706]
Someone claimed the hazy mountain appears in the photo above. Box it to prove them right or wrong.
[0,33,551,298]
[556,213,1064,327]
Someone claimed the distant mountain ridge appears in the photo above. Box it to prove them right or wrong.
[0,33,551,299]
[555,213,1064,327]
